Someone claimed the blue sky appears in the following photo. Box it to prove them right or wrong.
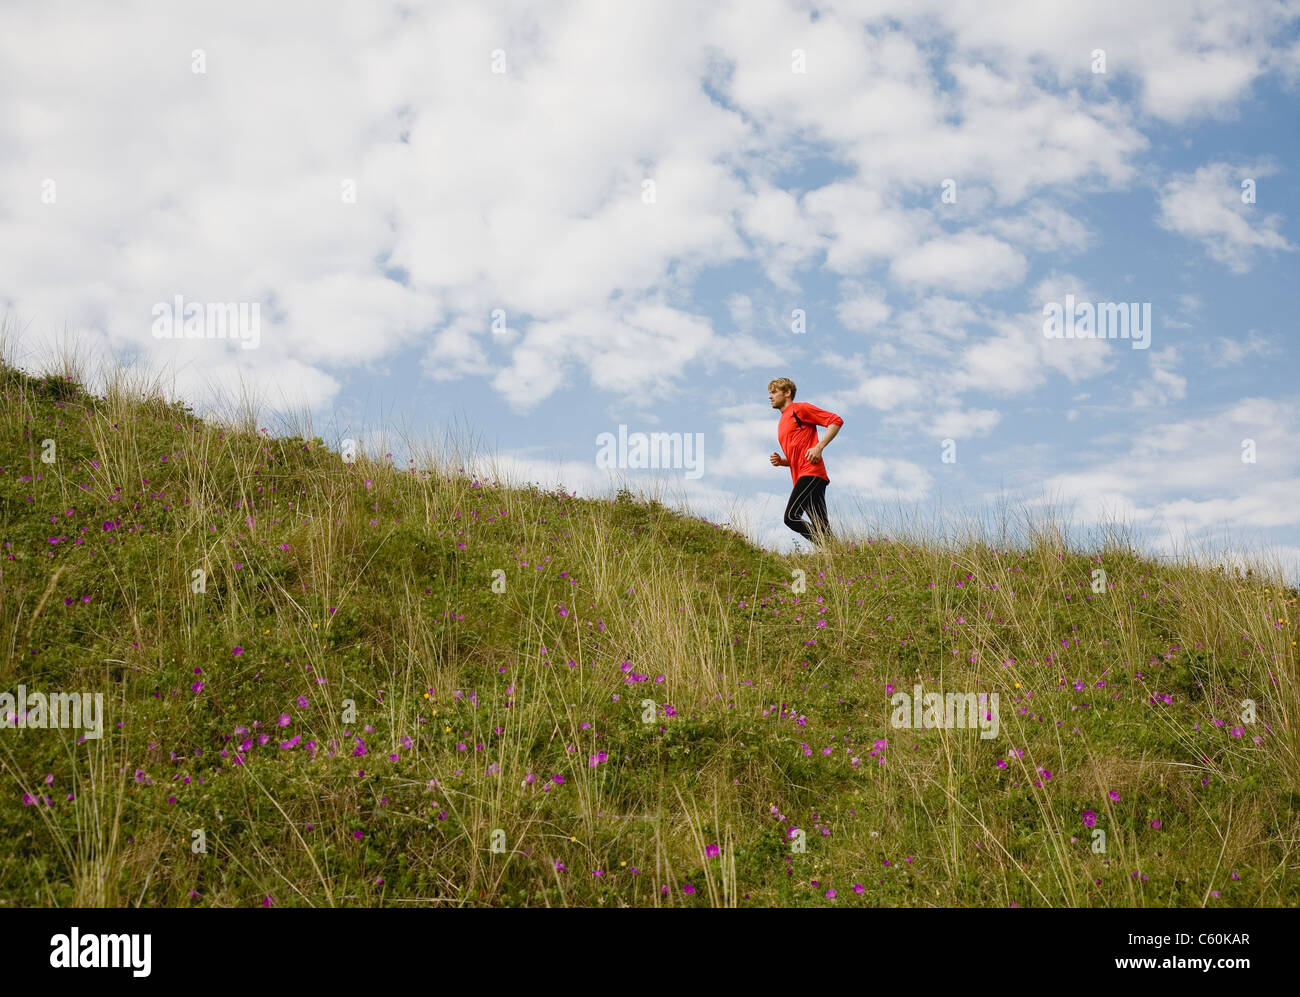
[2,0,1298,574]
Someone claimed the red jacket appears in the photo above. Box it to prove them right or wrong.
[778,401,843,486]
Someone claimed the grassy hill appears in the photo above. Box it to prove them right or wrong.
[1,354,1297,907]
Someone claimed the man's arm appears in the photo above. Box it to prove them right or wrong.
[807,421,840,464]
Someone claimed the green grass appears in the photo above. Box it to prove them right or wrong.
[0,349,1297,907]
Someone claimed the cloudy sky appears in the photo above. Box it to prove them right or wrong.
[2,0,1298,572]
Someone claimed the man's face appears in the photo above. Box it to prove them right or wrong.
[769,386,791,408]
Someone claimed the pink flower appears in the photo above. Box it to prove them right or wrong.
[706,844,720,858]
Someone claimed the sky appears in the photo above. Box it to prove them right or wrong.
[2,0,1298,575]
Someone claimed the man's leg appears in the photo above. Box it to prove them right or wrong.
[783,475,821,541]
[805,478,832,546]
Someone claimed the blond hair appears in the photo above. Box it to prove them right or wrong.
[767,377,797,400]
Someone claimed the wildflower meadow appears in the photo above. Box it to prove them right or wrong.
[1,349,1296,908]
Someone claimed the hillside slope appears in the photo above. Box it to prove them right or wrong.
[1,359,1297,907]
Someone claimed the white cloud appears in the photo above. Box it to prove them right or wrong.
[891,231,1026,294]
[864,0,1295,124]
[1030,398,1300,541]
[929,407,1002,439]
[421,313,495,382]
[740,180,827,290]
[989,203,1092,253]
[711,411,785,480]
[1156,161,1294,273]
[836,285,891,332]
[804,184,927,274]
[490,299,717,410]
[1131,346,1187,408]
[1208,330,1276,367]
[702,332,789,371]
[824,373,923,411]
[1140,49,1263,123]
[950,275,1121,398]
[831,455,933,501]
[726,293,754,329]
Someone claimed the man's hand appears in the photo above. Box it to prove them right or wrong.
[806,445,823,465]
[770,451,788,467]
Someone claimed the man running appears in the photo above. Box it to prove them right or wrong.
[768,377,843,547]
